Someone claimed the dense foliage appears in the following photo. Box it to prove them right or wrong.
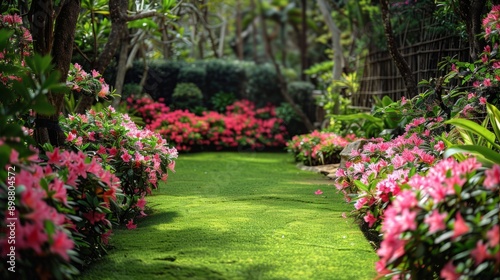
[128,96,288,152]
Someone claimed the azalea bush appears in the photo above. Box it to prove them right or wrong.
[0,139,120,279]
[376,157,500,279]
[334,116,445,235]
[286,131,357,166]
[128,97,288,152]
[64,63,114,113]
[59,106,178,224]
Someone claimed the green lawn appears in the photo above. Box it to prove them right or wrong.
[77,152,377,280]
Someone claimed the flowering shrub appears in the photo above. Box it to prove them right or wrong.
[66,63,112,99]
[376,157,500,279]
[286,131,357,166]
[334,117,445,232]
[128,97,287,152]
[60,106,178,224]
[0,140,120,279]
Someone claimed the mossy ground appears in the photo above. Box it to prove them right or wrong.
[77,152,377,280]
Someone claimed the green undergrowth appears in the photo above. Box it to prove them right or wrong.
[77,152,377,280]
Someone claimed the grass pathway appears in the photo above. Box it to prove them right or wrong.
[78,152,377,280]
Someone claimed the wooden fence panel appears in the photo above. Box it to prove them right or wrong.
[354,36,470,109]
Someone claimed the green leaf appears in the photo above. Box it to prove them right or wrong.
[444,145,500,165]
[381,95,393,107]
[353,180,369,192]
[487,103,500,140]
[445,118,499,150]
[31,95,56,115]
[25,54,52,76]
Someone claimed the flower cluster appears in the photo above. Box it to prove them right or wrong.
[0,139,120,279]
[126,96,170,125]
[59,106,178,224]
[66,63,112,99]
[286,130,357,166]
[376,157,500,279]
[334,117,445,231]
[0,14,31,71]
[128,97,288,152]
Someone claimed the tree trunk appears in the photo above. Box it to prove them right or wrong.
[250,0,259,62]
[379,0,417,97]
[30,0,81,147]
[300,0,308,80]
[455,0,487,60]
[112,32,130,107]
[28,0,53,56]
[236,0,244,60]
[317,0,344,114]
[75,0,127,114]
[258,0,314,131]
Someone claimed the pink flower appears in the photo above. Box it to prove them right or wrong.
[440,261,460,280]
[49,178,68,205]
[479,97,487,105]
[50,231,74,261]
[98,83,109,98]
[75,136,83,146]
[482,55,489,64]
[314,189,323,195]
[434,141,445,151]
[108,147,118,157]
[88,131,96,141]
[484,164,500,190]
[126,219,137,230]
[364,212,377,228]
[46,148,62,164]
[400,96,408,105]
[101,230,112,245]
[452,212,470,240]
[91,69,100,78]
[9,148,19,164]
[471,240,490,266]
[66,132,76,142]
[121,152,132,163]
[424,210,447,233]
[451,64,458,72]
[484,78,492,87]
[136,196,147,210]
[83,211,107,225]
[487,225,499,247]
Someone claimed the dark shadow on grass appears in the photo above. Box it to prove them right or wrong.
[137,210,180,228]
[237,264,288,280]
[77,226,250,279]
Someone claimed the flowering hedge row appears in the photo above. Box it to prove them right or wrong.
[0,15,178,279]
[1,140,119,278]
[128,97,288,151]
[60,106,178,224]
[328,112,500,278]
[286,131,357,166]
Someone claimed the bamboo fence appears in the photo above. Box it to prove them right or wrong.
[354,25,470,109]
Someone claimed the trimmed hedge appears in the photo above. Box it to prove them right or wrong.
[124,60,314,124]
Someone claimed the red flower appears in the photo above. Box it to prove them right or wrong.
[452,213,470,240]
[126,219,137,230]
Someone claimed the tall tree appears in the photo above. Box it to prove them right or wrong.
[317,0,344,114]
[258,0,314,131]
[75,0,164,113]
[300,0,308,80]
[28,0,81,146]
[379,0,417,97]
